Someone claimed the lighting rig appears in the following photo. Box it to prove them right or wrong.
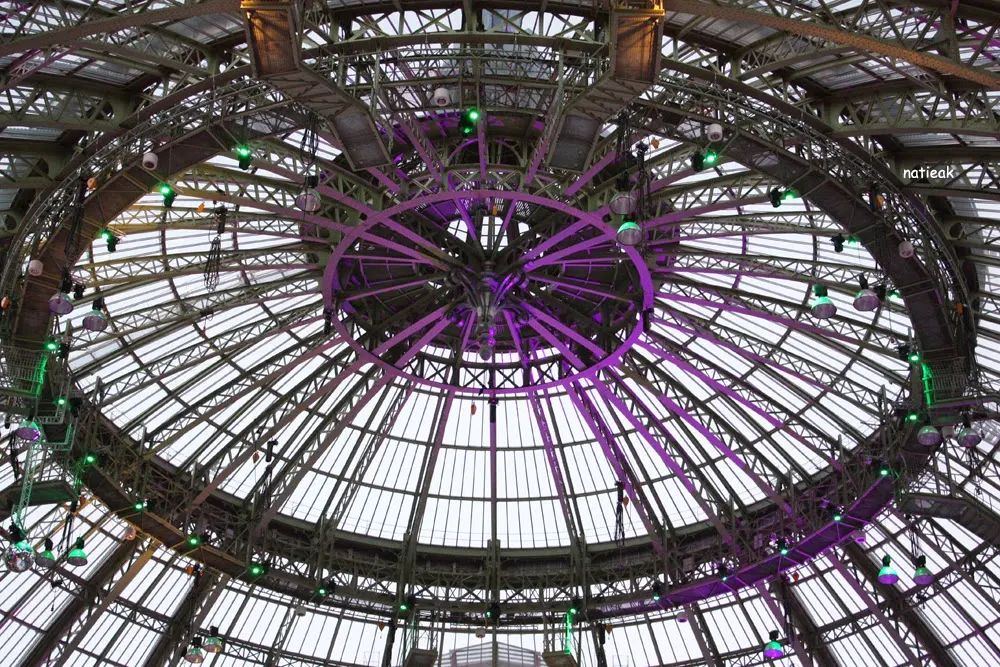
[295,114,322,213]
[611,113,651,247]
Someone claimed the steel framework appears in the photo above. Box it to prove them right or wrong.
[1,0,998,665]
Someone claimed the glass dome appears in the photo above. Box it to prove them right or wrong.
[0,1,998,666]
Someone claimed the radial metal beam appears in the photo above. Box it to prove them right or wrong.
[319,381,414,534]
[568,382,666,554]
[588,374,739,551]
[254,370,391,533]
[527,391,583,546]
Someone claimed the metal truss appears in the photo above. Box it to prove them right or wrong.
[660,0,999,88]
[899,156,1000,203]
[1,4,996,664]
[53,378,905,623]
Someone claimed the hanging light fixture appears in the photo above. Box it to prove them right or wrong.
[810,285,836,319]
[66,537,87,567]
[296,113,322,212]
[609,174,636,215]
[853,274,880,312]
[295,175,321,212]
[651,581,663,601]
[184,638,205,664]
[6,527,34,573]
[476,328,496,361]
[82,297,108,332]
[913,555,934,586]
[762,631,784,659]
[204,626,223,654]
[957,414,981,448]
[917,424,942,447]
[15,419,41,441]
[49,271,74,315]
[35,538,57,569]
[616,219,643,247]
[611,119,649,249]
[877,555,899,585]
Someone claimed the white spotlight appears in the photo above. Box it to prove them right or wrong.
[142,152,159,170]
[899,240,914,258]
[432,87,452,107]
[27,259,44,276]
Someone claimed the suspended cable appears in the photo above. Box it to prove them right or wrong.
[204,205,226,291]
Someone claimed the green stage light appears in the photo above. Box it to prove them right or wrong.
[160,183,176,208]
[236,144,252,170]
